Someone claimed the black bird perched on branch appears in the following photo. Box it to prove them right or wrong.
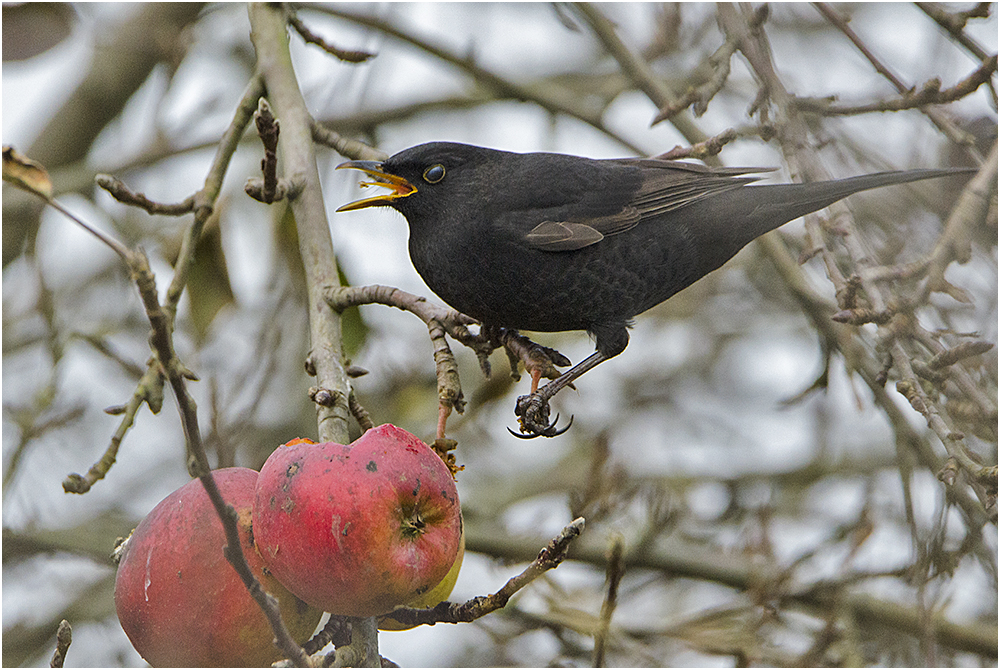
[337,142,973,437]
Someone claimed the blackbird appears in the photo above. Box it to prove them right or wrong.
[336,142,973,437]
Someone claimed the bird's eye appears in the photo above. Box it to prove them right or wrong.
[423,164,446,184]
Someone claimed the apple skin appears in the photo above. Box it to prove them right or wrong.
[253,424,463,618]
[114,467,322,667]
[379,523,465,630]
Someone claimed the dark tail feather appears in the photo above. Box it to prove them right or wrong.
[742,167,976,237]
[688,167,975,277]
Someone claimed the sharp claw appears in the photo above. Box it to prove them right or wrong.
[508,413,573,438]
[512,391,574,437]
[547,414,573,436]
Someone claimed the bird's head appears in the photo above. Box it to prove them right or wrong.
[336,142,504,220]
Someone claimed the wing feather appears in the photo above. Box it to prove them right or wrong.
[523,159,775,252]
[525,221,606,251]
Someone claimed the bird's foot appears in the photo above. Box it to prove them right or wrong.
[510,393,573,438]
[496,328,572,392]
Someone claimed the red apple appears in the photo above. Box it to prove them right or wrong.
[253,424,463,617]
[379,523,465,630]
[114,468,322,667]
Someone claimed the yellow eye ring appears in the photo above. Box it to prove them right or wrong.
[423,164,446,184]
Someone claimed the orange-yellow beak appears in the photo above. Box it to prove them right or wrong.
[335,161,417,211]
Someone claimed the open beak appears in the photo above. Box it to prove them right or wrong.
[335,160,417,211]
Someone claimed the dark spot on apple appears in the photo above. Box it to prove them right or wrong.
[412,478,421,497]
[285,461,299,478]
[414,585,429,595]
[262,565,271,576]
[342,521,352,536]
[366,460,378,473]
[281,497,295,514]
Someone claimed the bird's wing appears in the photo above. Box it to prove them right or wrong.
[525,161,773,252]
[523,220,612,251]
[629,161,773,217]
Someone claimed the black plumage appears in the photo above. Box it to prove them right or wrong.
[338,142,972,436]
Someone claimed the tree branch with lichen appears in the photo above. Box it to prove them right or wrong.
[713,4,995,515]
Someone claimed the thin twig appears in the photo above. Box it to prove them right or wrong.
[96,174,195,215]
[915,2,993,62]
[287,10,375,63]
[303,616,351,655]
[573,2,709,144]
[63,366,164,493]
[593,535,625,667]
[315,5,646,155]
[347,391,375,432]
[650,35,740,124]
[246,97,284,203]
[793,55,998,116]
[327,284,495,435]
[0,151,133,259]
[657,128,739,160]
[381,517,586,628]
[311,121,387,162]
[49,620,72,668]
[163,73,266,323]
[811,3,988,147]
[716,3,996,513]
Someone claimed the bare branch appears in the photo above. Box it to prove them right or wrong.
[793,55,998,116]
[96,174,195,215]
[811,3,991,146]
[593,535,625,667]
[49,620,71,668]
[311,121,387,162]
[287,10,375,63]
[381,517,585,628]
[251,3,352,446]
[716,3,995,514]
[315,6,646,154]
[573,2,709,144]
[327,284,493,438]
[916,2,993,61]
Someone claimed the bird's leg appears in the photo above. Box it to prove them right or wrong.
[512,350,610,438]
[495,328,572,388]
[511,322,629,438]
